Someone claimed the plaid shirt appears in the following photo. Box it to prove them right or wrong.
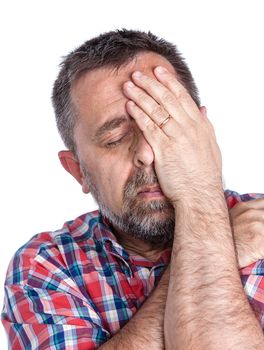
[2,189,264,349]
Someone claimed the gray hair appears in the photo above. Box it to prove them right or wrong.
[52,29,200,153]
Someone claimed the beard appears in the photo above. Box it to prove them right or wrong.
[81,165,175,244]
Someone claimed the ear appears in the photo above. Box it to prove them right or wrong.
[199,106,207,117]
[58,150,90,194]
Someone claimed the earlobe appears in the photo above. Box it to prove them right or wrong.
[58,151,90,194]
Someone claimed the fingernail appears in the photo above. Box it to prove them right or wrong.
[125,81,135,88]
[155,66,167,74]
[127,100,135,108]
[132,71,142,78]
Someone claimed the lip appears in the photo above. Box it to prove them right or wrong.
[137,186,164,195]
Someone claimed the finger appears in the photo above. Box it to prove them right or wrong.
[242,197,264,209]
[230,198,264,216]
[123,80,177,128]
[237,208,264,223]
[126,100,167,147]
[130,71,192,125]
[154,66,202,122]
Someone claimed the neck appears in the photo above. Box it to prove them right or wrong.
[112,224,171,262]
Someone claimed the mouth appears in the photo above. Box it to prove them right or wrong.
[137,185,165,198]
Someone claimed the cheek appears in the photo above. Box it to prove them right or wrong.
[105,165,130,197]
[98,160,132,210]
[84,145,135,208]
[98,148,134,190]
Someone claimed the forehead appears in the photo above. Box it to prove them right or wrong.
[71,52,176,140]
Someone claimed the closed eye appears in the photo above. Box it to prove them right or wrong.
[105,132,132,148]
[106,137,125,148]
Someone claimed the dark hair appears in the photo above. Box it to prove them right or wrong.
[52,29,200,152]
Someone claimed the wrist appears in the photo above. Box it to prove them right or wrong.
[172,188,233,244]
[172,184,225,210]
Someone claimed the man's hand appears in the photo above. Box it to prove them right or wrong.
[123,66,222,205]
[230,198,264,268]
[123,67,264,349]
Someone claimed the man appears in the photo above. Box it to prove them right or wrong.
[2,29,264,349]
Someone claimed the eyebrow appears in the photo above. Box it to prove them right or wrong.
[93,116,130,141]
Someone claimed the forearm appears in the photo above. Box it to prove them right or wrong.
[165,189,264,349]
[100,267,169,350]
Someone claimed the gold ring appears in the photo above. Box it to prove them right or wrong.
[159,115,171,129]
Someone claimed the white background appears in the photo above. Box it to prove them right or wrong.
[1,0,264,346]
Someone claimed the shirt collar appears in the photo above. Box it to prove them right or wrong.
[94,211,170,268]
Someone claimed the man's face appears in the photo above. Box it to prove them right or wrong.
[71,52,176,243]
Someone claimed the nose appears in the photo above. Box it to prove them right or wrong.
[133,131,154,168]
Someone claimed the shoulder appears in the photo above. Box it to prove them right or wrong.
[4,210,102,286]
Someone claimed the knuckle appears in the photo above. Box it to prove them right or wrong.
[167,75,177,86]
[148,122,158,133]
[144,117,157,132]
[137,91,148,103]
[161,91,175,105]
[176,86,188,100]
[150,104,165,118]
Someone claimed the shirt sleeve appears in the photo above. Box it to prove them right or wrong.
[229,190,264,330]
[240,260,264,330]
[1,234,110,349]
